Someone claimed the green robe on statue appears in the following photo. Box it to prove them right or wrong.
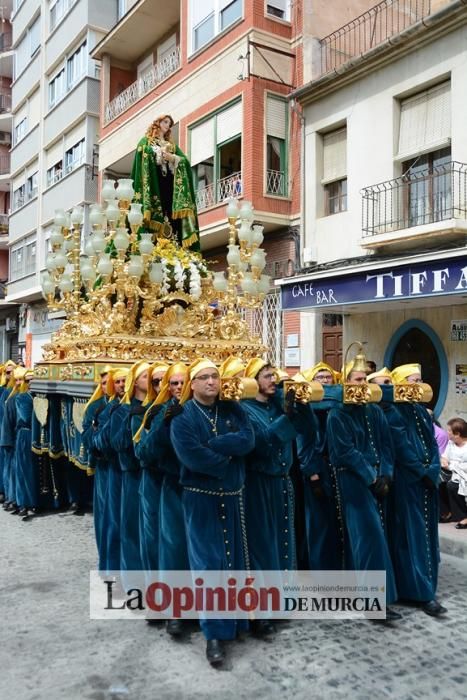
[131,136,200,251]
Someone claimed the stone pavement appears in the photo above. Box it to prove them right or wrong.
[1,509,466,700]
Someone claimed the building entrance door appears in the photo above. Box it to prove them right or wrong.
[389,326,440,410]
[322,314,342,371]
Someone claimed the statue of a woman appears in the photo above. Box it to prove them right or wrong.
[131,114,200,251]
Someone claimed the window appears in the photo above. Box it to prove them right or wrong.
[190,0,242,53]
[67,42,87,89]
[190,101,242,209]
[266,95,287,196]
[10,247,23,279]
[25,241,36,275]
[13,185,25,210]
[117,0,126,20]
[47,160,63,186]
[14,117,27,144]
[29,17,40,55]
[322,127,347,215]
[402,147,451,227]
[397,81,451,160]
[65,139,85,174]
[50,0,77,30]
[26,172,38,201]
[266,0,290,21]
[49,69,66,107]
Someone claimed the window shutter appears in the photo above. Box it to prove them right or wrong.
[216,101,242,144]
[190,117,215,165]
[65,122,86,150]
[397,81,451,159]
[322,128,347,184]
[266,95,287,140]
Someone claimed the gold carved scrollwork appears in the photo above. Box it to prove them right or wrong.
[283,381,325,404]
[393,383,433,403]
[343,383,382,404]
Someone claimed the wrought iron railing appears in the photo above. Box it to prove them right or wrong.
[266,169,286,196]
[361,161,467,237]
[104,47,181,124]
[196,171,242,211]
[0,154,10,175]
[320,0,430,75]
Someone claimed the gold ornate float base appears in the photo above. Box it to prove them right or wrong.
[35,333,266,382]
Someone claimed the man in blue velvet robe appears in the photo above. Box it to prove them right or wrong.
[1,367,21,512]
[135,361,190,636]
[171,359,255,667]
[384,364,447,617]
[82,366,110,571]
[13,370,39,519]
[297,363,344,571]
[132,362,168,581]
[327,358,401,621]
[92,368,129,574]
[1,361,16,509]
[242,358,309,635]
[110,361,150,584]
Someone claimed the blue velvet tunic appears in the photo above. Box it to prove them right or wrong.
[297,399,343,570]
[110,398,143,578]
[137,399,189,572]
[242,398,299,571]
[1,391,17,503]
[0,386,7,494]
[13,392,39,509]
[82,396,108,571]
[327,403,397,604]
[383,402,441,602]
[93,398,122,572]
[171,399,254,640]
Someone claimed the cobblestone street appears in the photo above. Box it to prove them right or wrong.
[1,509,466,700]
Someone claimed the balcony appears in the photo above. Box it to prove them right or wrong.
[0,32,12,52]
[361,161,467,250]
[196,171,242,212]
[0,91,11,113]
[320,0,431,76]
[104,46,180,124]
[0,212,8,233]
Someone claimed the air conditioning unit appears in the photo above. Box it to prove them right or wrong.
[0,131,11,145]
[302,246,317,266]
[5,317,17,332]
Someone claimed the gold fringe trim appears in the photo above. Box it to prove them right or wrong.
[182,232,199,249]
[172,208,195,220]
[148,220,164,233]
[31,446,92,474]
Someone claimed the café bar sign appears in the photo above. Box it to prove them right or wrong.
[281,257,467,310]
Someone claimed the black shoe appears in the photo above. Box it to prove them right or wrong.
[385,607,402,621]
[252,619,276,636]
[3,501,13,510]
[72,508,85,516]
[206,639,225,666]
[18,508,28,517]
[0,493,4,504]
[422,599,447,617]
[9,504,20,514]
[166,619,184,637]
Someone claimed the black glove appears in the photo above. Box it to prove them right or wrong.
[422,475,436,491]
[144,404,162,431]
[164,400,183,425]
[284,388,296,418]
[130,404,147,417]
[310,477,326,501]
[92,404,106,429]
[370,475,391,500]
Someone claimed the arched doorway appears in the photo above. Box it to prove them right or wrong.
[384,319,448,415]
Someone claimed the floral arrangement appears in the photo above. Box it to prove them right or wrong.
[151,239,209,300]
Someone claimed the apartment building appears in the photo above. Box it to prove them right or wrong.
[6,0,118,363]
[279,0,467,420]
[0,3,15,358]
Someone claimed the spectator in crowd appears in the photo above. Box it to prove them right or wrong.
[441,417,467,529]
